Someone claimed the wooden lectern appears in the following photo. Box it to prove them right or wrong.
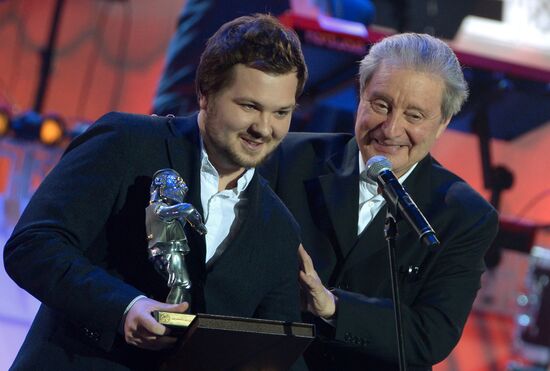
[154,311,315,371]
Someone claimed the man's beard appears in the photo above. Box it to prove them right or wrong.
[202,102,283,170]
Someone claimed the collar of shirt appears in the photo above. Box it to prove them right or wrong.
[357,152,418,235]
[199,144,255,199]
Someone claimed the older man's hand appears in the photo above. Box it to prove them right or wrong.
[298,244,337,319]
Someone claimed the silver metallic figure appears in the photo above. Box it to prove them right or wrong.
[146,168,207,304]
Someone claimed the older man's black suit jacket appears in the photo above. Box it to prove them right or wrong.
[4,112,301,370]
[261,132,498,370]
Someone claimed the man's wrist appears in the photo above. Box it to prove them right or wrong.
[318,288,338,327]
[118,295,147,334]
[323,288,338,320]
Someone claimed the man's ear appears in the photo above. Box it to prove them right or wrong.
[199,94,208,110]
[436,117,451,139]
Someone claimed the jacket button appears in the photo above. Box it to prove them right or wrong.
[83,327,100,341]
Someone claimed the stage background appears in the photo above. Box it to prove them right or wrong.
[1,0,549,369]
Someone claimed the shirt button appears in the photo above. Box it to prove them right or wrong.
[366,201,374,207]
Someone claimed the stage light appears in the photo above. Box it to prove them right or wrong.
[0,106,11,137]
[11,111,66,146]
[40,115,65,146]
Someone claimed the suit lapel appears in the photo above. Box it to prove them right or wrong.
[306,139,360,261]
[164,115,207,306]
[352,206,388,261]
[402,155,435,223]
[165,114,203,216]
[338,205,412,280]
[205,170,261,270]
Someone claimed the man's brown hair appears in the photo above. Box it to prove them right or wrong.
[196,13,307,101]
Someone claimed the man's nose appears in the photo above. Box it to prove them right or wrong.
[381,113,404,137]
[250,113,272,137]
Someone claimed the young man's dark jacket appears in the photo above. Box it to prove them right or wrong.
[4,112,301,370]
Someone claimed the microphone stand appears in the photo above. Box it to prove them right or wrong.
[33,0,66,113]
[384,206,407,371]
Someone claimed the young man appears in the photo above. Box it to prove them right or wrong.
[262,33,499,370]
[4,14,307,370]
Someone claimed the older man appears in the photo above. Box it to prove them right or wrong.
[262,33,498,370]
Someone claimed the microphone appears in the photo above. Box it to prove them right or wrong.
[366,155,440,249]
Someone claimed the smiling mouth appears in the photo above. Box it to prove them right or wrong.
[240,137,265,151]
[371,139,407,153]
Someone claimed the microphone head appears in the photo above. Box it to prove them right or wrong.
[366,155,392,181]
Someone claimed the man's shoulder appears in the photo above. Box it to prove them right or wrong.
[75,112,201,151]
[422,157,499,255]
[93,112,185,135]
[96,111,163,124]
[427,157,496,215]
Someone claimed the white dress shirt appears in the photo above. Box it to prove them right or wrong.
[199,143,254,263]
